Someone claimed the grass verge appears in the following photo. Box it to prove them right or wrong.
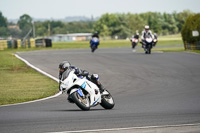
[52,39,184,49]
[0,50,58,105]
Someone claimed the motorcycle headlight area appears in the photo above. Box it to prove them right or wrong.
[61,81,70,89]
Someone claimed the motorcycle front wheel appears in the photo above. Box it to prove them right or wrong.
[71,92,90,111]
[100,90,115,109]
[148,46,151,54]
[145,45,151,54]
[132,42,137,49]
[91,46,96,52]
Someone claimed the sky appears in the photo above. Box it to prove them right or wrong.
[0,0,200,20]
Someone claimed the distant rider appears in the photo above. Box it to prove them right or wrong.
[130,33,139,51]
[90,32,100,48]
[59,61,104,93]
[141,25,154,48]
[153,33,158,47]
[131,33,139,40]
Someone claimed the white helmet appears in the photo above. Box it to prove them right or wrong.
[145,25,149,30]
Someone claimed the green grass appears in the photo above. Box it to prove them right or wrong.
[157,34,182,41]
[0,50,58,105]
[52,39,184,49]
[156,40,183,46]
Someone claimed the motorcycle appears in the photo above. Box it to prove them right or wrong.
[60,69,115,111]
[152,38,158,47]
[90,37,99,53]
[140,37,153,54]
[130,38,138,52]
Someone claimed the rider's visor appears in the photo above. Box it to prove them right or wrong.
[60,68,65,72]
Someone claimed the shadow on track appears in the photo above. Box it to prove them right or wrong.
[49,108,105,112]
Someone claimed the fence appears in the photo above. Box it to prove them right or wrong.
[184,41,200,50]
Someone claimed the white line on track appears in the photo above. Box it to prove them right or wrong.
[0,54,62,107]
[15,54,59,83]
[47,123,200,133]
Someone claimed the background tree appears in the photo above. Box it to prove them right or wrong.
[176,10,194,32]
[0,11,9,37]
[0,10,195,39]
[65,21,94,33]
[17,14,33,37]
[93,13,118,37]
[181,14,200,44]
[112,14,132,38]
[127,13,146,36]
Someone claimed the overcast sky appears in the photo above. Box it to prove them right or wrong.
[0,0,200,19]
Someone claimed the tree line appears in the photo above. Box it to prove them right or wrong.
[0,10,195,39]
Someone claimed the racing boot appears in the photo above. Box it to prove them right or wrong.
[97,81,105,93]
[91,74,105,93]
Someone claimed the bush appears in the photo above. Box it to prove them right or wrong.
[181,14,200,44]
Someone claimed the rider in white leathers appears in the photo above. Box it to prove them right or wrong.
[59,61,104,93]
[141,25,154,48]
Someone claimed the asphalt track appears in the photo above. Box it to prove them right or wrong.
[1,47,200,133]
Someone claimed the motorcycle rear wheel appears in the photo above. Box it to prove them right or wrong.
[71,92,90,111]
[100,90,115,109]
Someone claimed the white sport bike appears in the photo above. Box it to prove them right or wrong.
[60,69,115,111]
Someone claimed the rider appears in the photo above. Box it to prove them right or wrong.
[92,32,99,38]
[131,32,139,40]
[59,61,105,93]
[130,32,139,51]
[90,32,100,47]
[141,25,154,48]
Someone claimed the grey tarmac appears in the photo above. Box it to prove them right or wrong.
[0,47,200,133]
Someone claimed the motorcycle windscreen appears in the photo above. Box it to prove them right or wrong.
[61,69,72,81]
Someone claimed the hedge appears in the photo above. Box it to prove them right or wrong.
[181,14,200,50]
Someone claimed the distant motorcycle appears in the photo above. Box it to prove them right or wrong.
[90,37,99,53]
[130,38,139,52]
[60,69,115,111]
[152,38,158,47]
[140,37,153,54]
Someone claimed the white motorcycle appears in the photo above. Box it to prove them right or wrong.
[140,37,153,54]
[60,69,115,111]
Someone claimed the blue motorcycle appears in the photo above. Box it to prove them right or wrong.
[90,37,99,53]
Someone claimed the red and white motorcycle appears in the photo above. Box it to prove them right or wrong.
[130,38,139,52]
